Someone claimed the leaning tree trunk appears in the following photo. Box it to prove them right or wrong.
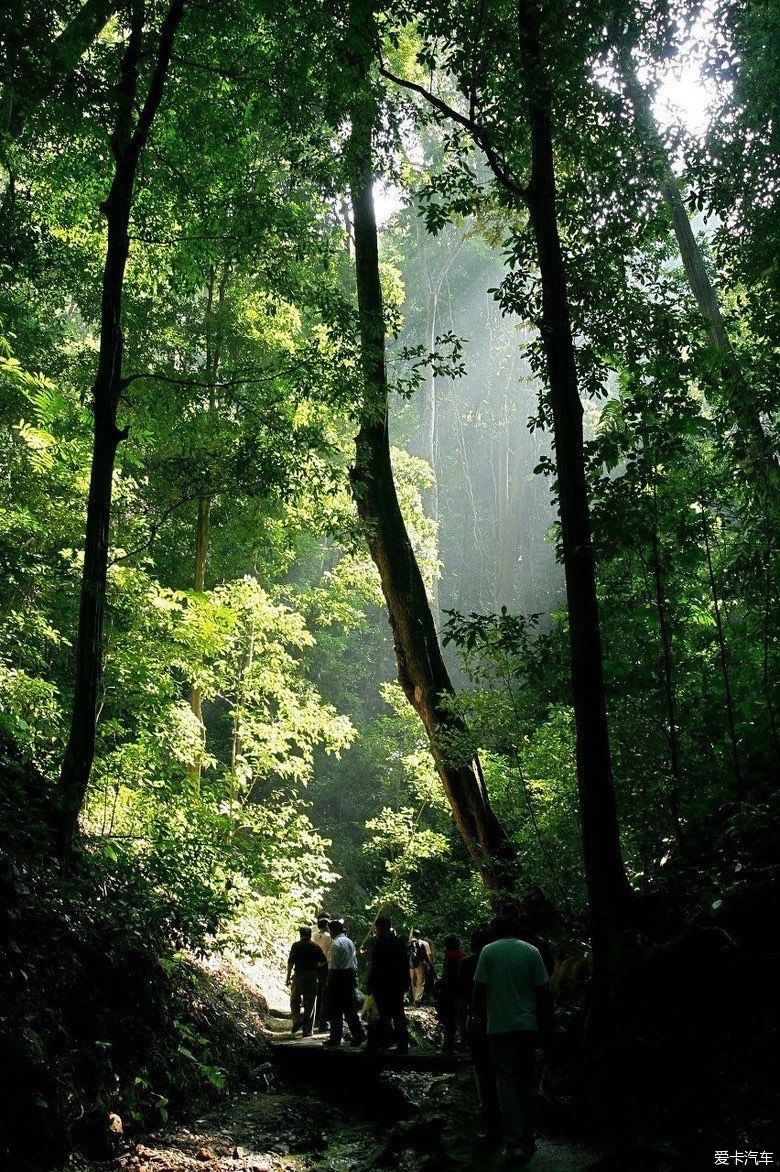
[618,49,779,504]
[517,4,633,990]
[57,0,185,854]
[347,0,516,895]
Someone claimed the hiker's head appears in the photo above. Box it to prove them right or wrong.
[444,935,460,951]
[513,915,534,940]
[490,914,520,939]
[317,916,330,930]
[299,926,312,940]
[471,923,493,954]
[329,919,344,938]
[374,915,391,935]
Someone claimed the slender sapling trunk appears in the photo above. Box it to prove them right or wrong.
[57,0,185,853]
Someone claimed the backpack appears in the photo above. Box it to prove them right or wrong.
[409,939,427,968]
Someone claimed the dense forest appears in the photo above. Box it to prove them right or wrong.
[0,0,777,1169]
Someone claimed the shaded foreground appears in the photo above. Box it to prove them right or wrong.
[4,810,777,1172]
[56,994,601,1170]
[65,1022,602,1172]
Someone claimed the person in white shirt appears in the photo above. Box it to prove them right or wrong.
[312,915,332,1032]
[323,920,365,1047]
[473,914,552,1163]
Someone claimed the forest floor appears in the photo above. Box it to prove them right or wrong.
[60,968,603,1172]
[62,1078,601,1172]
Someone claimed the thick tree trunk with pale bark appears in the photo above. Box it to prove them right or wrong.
[57,0,185,853]
[347,2,515,894]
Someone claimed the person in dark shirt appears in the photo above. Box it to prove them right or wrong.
[438,934,465,1056]
[365,915,410,1054]
[286,926,326,1037]
[458,923,500,1142]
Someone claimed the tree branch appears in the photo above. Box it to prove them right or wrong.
[128,0,186,164]
[121,360,309,391]
[109,490,200,565]
[109,459,307,567]
[379,64,529,203]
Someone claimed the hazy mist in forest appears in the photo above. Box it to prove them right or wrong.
[389,221,564,631]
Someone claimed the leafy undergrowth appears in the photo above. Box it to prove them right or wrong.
[0,825,272,1170]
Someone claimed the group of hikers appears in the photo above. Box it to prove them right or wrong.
[285,908,552,1164]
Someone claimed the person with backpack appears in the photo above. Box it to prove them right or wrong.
[408,928,433,1006]
[286,926,327,1038]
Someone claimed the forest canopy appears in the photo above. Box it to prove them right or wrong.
[0,0,777,1165]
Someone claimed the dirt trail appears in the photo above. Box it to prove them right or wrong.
[66,1079,600,1172]
[66,997,602,1172]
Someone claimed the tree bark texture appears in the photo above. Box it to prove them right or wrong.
[347,0,516,895]
[57,0,185,853]
[517,3,632,982]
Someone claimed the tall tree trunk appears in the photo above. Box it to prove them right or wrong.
[495,389,526,611]
[495,409,509,599]
[189,264,227,789]
[497,462,525,611]
[347,0,516,895]
[700,495,743,801]
[415,222,441,621]
[57,0,185,854]
[649,479,683,843]
[516,4,632,989]
[455,412,483,612]
[617,48,779,501]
